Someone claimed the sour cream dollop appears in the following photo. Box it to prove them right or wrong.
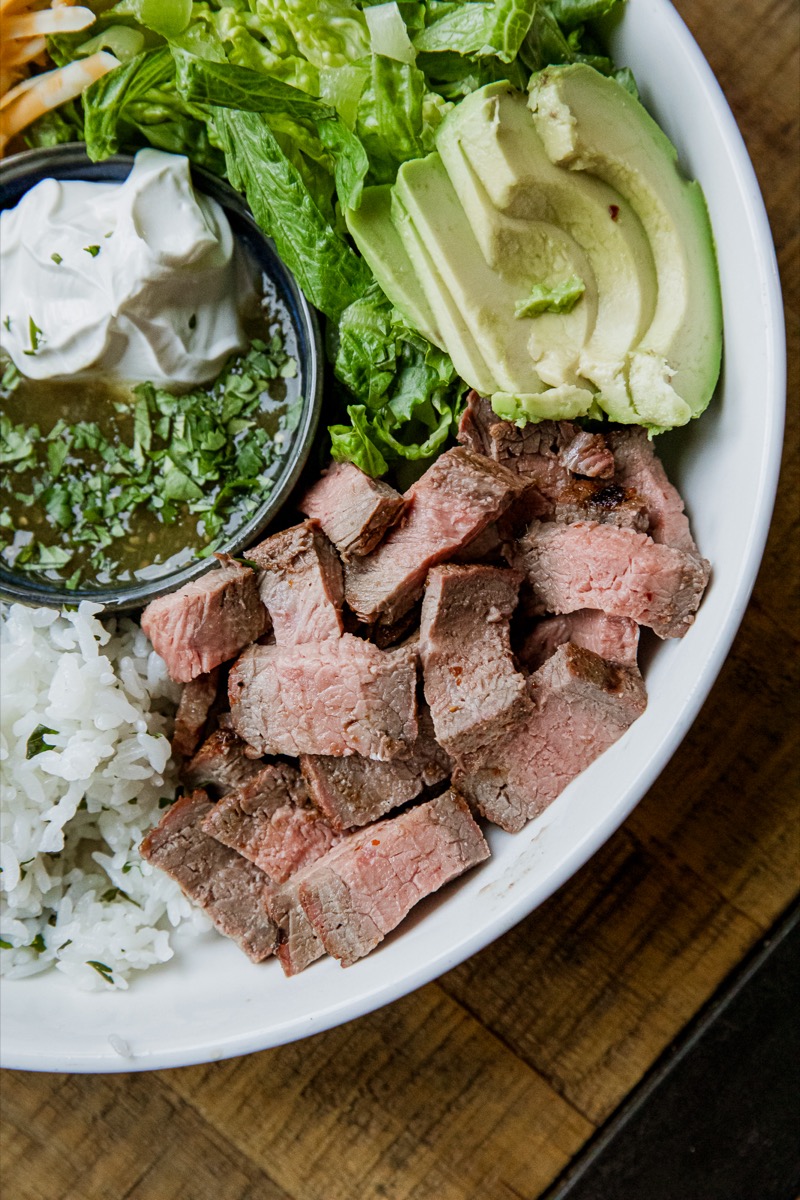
[0,149,252,386]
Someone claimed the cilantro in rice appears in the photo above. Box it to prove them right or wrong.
[0,601,207,990]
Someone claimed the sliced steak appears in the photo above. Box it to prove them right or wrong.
[298,790,489,967]
[344,447,522,628]
[561,429,616,479]
[458,393,617,518]
[140,791,277,962]
[420,565,529,755]
[202,762,340,882]
[228,635,418,760]
[457,391,499,457]
[450,521,505,564]
[455,644,647,833]
[172,669,219,758]
[300,706,451,831]
[514,520,709,638]
[369,603,422,649]
[607,427,704,556]
[266,869,326,977]
[299,461,405,560]
[554,480,649,532]
[183,728,264,797]
[518,611,640,673]
[246,521,343,644]
[141,555,269,683]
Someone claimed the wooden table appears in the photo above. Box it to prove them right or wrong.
[2,3,798,1197]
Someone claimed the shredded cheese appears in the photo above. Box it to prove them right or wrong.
[4,8,94,38]
[0,1,117,155]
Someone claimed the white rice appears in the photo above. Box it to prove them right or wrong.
[0,601,206,990]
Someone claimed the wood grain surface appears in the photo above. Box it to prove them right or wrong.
[2,3,798,1198]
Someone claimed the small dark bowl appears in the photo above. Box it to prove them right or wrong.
[0,145,323,613]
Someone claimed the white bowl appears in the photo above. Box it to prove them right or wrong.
[0,0,785,1073]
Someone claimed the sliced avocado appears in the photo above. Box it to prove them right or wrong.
[437,82,659,421]
[492,385,603,423]
[393,153,596,397]
[528,64,722,425]
[391,189,500,396]
[345,186,444,349]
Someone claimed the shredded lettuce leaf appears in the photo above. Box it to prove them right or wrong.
[328,284,466,475]
[213,107,371,320]
[413,0,536,63]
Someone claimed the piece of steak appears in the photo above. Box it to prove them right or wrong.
[369,603,422,649]
[140,791,277,962]
[561,429,616,479]
[420,565,530,756]
[141,555,269,683]
[607,427,704,556]
[300,705,451,830]
[518,611,640,673]
[455,644,647,832]
[298,790,489,967]
[228,635,418,760]
[458,393,615,490]
[171,669,219,758]
[554,480,649,532]
[266,869,326,976]
[183,728,264,797]
[201,761,340,882]
[514,520,709,638]
[450,521,506,564]
[299,461,405,560]
[344,447,522,628]
[246,521,343,644]
[457,391,499,457]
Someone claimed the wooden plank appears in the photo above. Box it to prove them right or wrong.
[627,603,800,930]
[0,1071,290,1200]
[439,829,763,1125]
[160,986,592,1200]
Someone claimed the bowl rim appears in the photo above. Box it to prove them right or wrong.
[0,144,324,614]
[0,0,788,1073]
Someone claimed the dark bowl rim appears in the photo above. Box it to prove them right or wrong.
[0,143,324,614]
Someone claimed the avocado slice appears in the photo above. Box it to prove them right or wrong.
[345,186,444,349]
[391,186,501,396]
[393,153,597,399]
[528,64,722,426]
[437,82,659,421]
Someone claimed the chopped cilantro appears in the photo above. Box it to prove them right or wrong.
[87,960,114,984]
[514,275,586,319]
[0,939,12,950]
[84,245,101,257]
[100,887,140,907]
[25,724,57,759]
[51,252,63,266]
[0,338,298,585]
[3,316,11,331]
[29,933,46,954]
[23,316,44,356]
[1,359,20,395]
